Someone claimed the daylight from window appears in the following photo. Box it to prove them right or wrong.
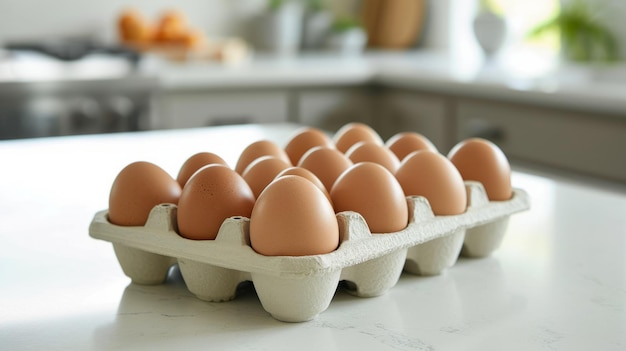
[494,0,561,75]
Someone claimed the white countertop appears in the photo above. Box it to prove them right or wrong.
[153,53,375,90]
[2,50,625,115]
[153,51,626,116]
[1,124,625,350]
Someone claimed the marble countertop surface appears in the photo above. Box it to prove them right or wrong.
[1,123,624,350]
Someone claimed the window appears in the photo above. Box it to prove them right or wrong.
[489,0,561,75]
[490,0,560,50]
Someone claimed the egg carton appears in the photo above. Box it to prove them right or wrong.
[89,181,529,322]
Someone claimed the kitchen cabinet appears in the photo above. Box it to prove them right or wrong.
[295,87,376,134]
[375,88,453,151]
[153,88,376,138]
[455,98,626,183]
[152,86,626,184]
[153,90,289,129]
[294,88,453,153]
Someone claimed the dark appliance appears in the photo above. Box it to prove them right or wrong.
[0,39,157,140]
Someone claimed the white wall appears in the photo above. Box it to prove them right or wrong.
[0,0,469,51]
[0,0,623,59]
[0,0,267,44]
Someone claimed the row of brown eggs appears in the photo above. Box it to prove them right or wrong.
[108,123,512,257]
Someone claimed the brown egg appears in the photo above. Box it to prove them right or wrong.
[177,164,255,240]
[333,122,384,153]
[109,161,181,226]
[396,151,467,216]
[385,131,438,161]
[154,9,187,44]
[447,138,512,201]
[331,162,408,233]
[242,156,291,198]
[117,8,153,46]
[176,152,228,187]
[234,140,291,174]
[297,146,353,192]
[118,8,141,36]
[250,176,339,256]
[178,28,205,49]
[284,127,335,165]
[275,166,332,204]
[345,141,401,173]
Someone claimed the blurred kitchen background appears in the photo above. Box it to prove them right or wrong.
[0,0,625,184]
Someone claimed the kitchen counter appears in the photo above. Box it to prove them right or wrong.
[153,54,374,90]
[154,51,626,116]
[1,124,625,350]
[2,49,624,116]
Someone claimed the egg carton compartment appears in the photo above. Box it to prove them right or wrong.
[89,181,529,322]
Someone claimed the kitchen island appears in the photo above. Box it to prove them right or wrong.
[1,124,624,350]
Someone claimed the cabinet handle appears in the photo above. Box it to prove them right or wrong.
[471,127,505,142]
[467,122,506,143]
[207,116,253,126]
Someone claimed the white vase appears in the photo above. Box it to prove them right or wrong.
[325,28,367,55]
[472,10,507,58]
[301,10,333,51]
[253,2,304,56]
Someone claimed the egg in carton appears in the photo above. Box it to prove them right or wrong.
[89,180,529,322]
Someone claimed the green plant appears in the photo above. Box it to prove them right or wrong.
[478,0,505,15]
[306,0,325,12]
[331,17,361,32]
[528,0,618,63]
[479,0,495,12]
[268,0,284,11]
[269,0,320,11]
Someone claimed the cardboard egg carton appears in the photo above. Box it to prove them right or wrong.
[89,181,529,322]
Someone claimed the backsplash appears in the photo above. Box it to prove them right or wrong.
[0,0,623,60]
[0,0,444,50]
[0,0,267,44]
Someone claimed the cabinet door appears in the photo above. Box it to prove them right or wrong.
[377,89,451,151]
[154,91,288,129]
[456,98,626,183]
[297,88,376,134]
